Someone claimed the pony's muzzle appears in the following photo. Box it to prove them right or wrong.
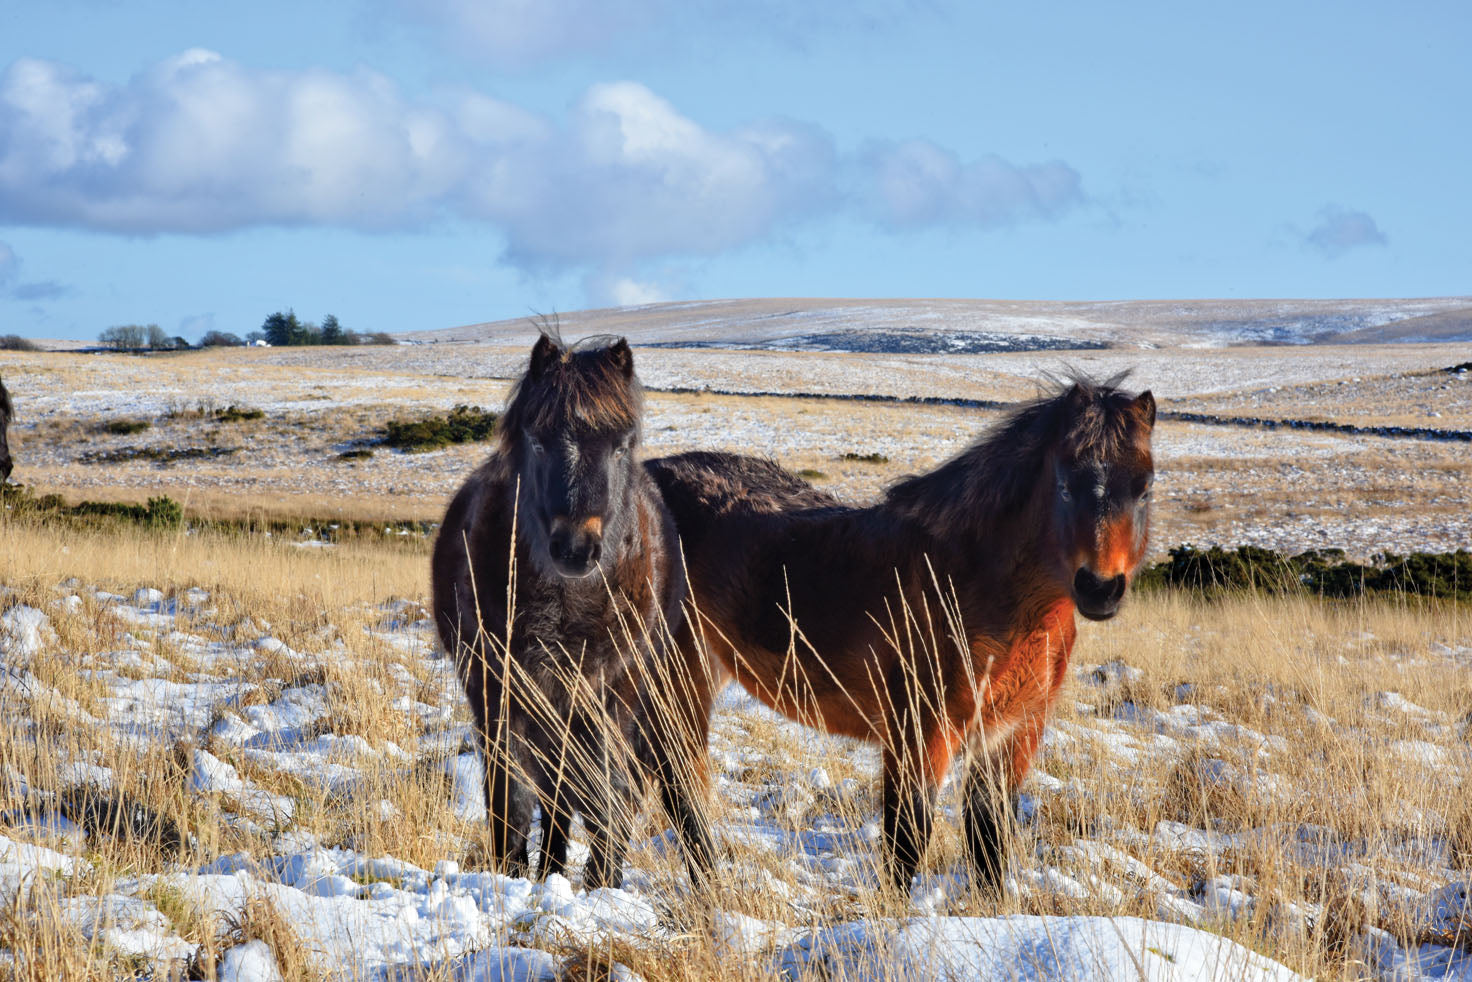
[1072,566,1127,621]
[0,454,10,483]
[547,517,604,578]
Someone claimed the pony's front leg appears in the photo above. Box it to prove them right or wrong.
[961,748,1017,893]
[581,774,636,891]
[881,744,945,895]
[537,783,572,881]
[962,712,1043,893]
[484,744,536,879]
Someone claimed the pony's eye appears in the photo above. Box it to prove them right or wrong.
[1058,481,1072,502]
[613,446,628,459]
[527,435,544,455]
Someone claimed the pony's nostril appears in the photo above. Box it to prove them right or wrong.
[585,540,602,567]
[1073,568,1125,607]
[1072,567,1100,598]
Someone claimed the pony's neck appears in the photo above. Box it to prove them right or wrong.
[886,436,1051,558]
[883,419,1070,625]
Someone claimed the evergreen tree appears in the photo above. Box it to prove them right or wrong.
[321,314,344,345]
[262,310,300,347]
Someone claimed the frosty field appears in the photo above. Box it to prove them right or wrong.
[2,522,1469,981]
[1,301,1470,980]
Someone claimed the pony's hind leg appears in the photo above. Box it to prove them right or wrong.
[640,659,719,887]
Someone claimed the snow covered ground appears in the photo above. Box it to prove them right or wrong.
[1,584,1468,980]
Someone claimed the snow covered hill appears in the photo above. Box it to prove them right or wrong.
[400,296,1472,352]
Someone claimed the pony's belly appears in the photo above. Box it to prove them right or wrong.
[715,640,885,742]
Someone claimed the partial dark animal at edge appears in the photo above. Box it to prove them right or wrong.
[0,373,12,483]
[430,334,703,888]
[647,376,1157,893]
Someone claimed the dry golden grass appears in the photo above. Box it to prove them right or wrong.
[0,509,1468,978]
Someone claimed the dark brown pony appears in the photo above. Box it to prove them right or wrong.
[431,334,687,888]
[647,377,1156,893]
[0,374,12,482]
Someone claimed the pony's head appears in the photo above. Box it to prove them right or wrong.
[0,375,11,483]
[1047,378,1156,620]
[498,334,643,579]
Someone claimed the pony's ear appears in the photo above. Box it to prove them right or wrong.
[528,334,562,379]
[1065,382,1089,410]
[1134,390,1156,428]
[606,338,634,379]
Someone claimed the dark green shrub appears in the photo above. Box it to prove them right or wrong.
[337,448,374,461]
[80,446,238,466]
[382,405,498,452]
[67,494,183,529]
[103,419,151,435]
[796,468,827,480]
[841,452,890,464]
[214,405,265,423]
[144,496,183,528]
[1138,544,1472,602]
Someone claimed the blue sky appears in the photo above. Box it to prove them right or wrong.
[0,0,1466,341]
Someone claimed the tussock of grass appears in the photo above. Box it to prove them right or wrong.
[100,418,151,435]
[217,894,322,981]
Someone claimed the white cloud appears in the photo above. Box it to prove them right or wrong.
[584,271,670,307]
[0,53,462,232]
[466,82,836,269]
[0,52,1088,286]
[858,139,1085,229]
[1303,205,1387,258]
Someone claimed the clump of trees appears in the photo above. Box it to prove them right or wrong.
[93,313,396,351]
[98,324,190,351]
[0,335,39,351]
[260,311,393,347]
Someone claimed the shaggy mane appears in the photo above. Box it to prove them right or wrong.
[496,335,642,453]
[885,373,1148,536]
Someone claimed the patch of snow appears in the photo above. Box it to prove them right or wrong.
[0,605,54,659]
[777,915,1307,981]
[217,940,283,982]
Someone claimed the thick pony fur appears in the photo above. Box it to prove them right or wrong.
[430,333,691,889]
[647,376,1156,893]
[0,373,11,482]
